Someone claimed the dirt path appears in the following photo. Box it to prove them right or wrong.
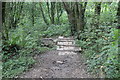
[19,36,94,78]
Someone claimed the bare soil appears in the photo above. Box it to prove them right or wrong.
[19,37,95,78]
[19,51,95,78]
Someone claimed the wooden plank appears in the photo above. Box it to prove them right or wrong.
[57,42,74,45]
[57,40,74,42]
[57,47,81,51]
[58,36,74,39]
[58,36,74,40]
[57,46,81,51]
[58,51,77,55]
[57,50,81,51]
[57,44,75,46]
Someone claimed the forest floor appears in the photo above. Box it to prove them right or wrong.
[19,36,96,78]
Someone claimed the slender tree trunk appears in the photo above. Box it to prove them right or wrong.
[46,2,56,24]
[50,2,55,24]
[95,2,101,16]
[117,1,120,70]
[12,2,23,28]
[39,3,49,25]
[56,3,63,24]
[31,3,35,26]
[94,2,101,28]
[2,2,8,41]
[0,2,1,31]
[117,1,120,28]
[2,2,6,23]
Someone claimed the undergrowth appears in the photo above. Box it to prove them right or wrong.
[76,25,120,78]
[2,23,70,78]
[75,3,120,78]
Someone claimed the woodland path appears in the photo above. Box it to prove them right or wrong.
[19,36,94,78]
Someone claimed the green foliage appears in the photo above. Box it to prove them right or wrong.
[2,2,120,78]
[76,25,120,78]
[2,14,70,77]
[3,57,35,77]
[2,22,57,78]
[43,24,71,37]
[112,29,120,46]
[59,12,69,24]
[104,45,119,78]
[100,3,117,25]
[77,4,120,78]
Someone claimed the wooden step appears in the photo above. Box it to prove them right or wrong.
[58,36,74,39]
[57,44,75,46]
[58,37,74,40]
[57,42,74,45]
[57,46,74,49]
[57,39,74,42]
[74,47,82,51]
[58,51,77,55]
[57,49,81,51]
[57,46,81,51]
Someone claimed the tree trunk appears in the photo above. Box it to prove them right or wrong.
[2,2,6,23]
[31,3,35,26]
[12,2,23,28]
[62,2,87,36]
[0,2,1,31]
[56,3,63,24]
[50,2,56,24]
[117,1,120,69]
[76,2,87,32]
[62,2,77,36]
[68,12,77,36]
[2,2,8,41]
[117,1,120,28]
[46,2,56,24]
[39,3,49,25]
[95,2,101,16]
[94,2,101,28]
